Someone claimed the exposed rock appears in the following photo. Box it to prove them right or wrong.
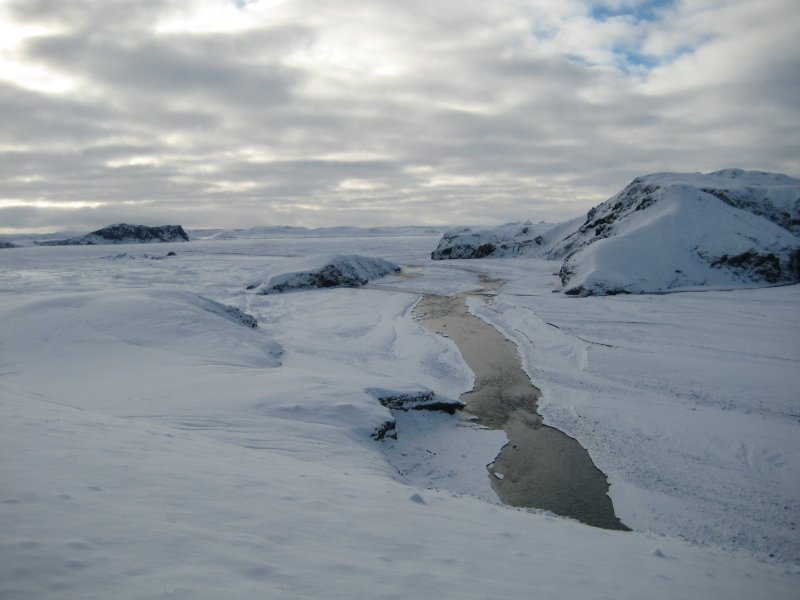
[376,391,464,415]
[430,170,800,295]
[371,420,398,441]
[38,224,189,246]
[552,170,800,295]
[369,389,465,441]
[0,240,16,249]
[431,222,549,260]
[247,255,400,294]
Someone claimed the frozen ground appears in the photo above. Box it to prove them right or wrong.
[1,233,798,598]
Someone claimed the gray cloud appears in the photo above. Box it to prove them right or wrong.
[1,0,798,233]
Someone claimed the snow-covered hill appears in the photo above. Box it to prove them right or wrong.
[430,221,553,259]
[247,254,400,294]
[431,169,800,295]
[38,223,189,245]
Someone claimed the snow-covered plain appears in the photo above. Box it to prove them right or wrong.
[1,233,798,599]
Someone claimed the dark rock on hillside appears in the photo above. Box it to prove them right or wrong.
[369,390,465,441]
[431,222,548,260]
[247,255,400,295]
[549,170,800,295]
[376,391,465,415]
[428,169,799,295]
[38,224,189,246]
[0,239,16,249]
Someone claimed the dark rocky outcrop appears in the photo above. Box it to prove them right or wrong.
[247,255,400,295]
[38,224,189,246]
[429,170,800,295]
[431,222,547,260]
[369,390,465,441]
[377,391,464,415]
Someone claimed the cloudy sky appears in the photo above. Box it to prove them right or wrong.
[1,0,798,233]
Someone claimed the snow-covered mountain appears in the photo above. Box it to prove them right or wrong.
[38,223,189,245]
[246,254,401,294]
[431,169,800,295]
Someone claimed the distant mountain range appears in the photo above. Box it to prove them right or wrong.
[191,225,446,240]
[432,169,800,295]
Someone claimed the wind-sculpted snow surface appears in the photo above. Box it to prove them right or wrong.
[38,223,189,245]
[0,289,281,379]
[431,170,800,295]
[247,254,400,294]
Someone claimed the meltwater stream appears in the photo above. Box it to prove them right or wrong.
[414,292,630,531]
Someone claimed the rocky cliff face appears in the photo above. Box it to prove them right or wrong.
[39,224,189,245]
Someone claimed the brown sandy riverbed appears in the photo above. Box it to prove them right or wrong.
[414,289,629,531]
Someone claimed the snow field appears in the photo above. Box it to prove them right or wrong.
[2,383,796,600]
[1,235,798,598]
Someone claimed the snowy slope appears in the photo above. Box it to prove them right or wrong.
[246,254,400,294]
[552,170,800,295]
[38,223,189,245]
[431,170,800,295]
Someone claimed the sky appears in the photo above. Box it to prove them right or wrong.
[1,0,799,233]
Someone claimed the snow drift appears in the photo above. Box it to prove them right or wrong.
[247,254,400,294]
[0,289,282,381]
[431,169,800,295]
[38,223,189,245]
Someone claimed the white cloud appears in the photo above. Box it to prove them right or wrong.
[0,0,797,231]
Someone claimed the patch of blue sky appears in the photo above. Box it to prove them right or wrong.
[615,43,698,73]
[590,0,674,23]
[565,47,658,71]
[616,48,659,69]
